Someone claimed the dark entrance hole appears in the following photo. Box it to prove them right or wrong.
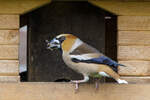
[20,1,117,82]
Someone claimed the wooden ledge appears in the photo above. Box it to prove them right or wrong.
[0,82,150,100]
[89,1,150,16]
[122,76,150,84]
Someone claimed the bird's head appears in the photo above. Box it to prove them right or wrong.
[46,34,77,52]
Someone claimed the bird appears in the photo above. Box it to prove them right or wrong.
[46,33,128,90]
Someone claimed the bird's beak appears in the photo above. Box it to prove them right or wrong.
[46,40,53,51]
[46,38,60,51]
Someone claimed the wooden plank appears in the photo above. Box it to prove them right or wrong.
[0,60,19,76]
[118,31,150,45]
[94,0,150,1]
[121,76,150,84]
[0,45,18,60]
[118,46,150,60]
[0,0,51,14]
[0,76,19,82]
[119,60,150,75]
[118,16,150,31]
[0,83,149,100]
[0,30,19,44]
[89,1,150,16]
[0,15,19,29]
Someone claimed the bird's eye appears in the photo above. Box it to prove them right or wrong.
[56,36,65,43]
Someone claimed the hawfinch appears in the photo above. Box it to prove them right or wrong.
[46,34,128,90]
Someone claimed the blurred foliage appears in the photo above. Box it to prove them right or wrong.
[90,72,103,78]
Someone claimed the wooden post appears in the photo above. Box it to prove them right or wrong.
[0,15,19,82]
[118,16,150,82]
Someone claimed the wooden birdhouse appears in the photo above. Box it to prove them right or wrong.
[0,0,150,100]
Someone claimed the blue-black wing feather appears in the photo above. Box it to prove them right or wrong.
[71,56,126,72]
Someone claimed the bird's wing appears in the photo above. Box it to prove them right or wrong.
[70,55,126,72]
[70,42,101,55]
[69,42,126,72]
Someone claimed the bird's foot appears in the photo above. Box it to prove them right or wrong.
[70,80,80,93]
[95,78,100,91]
[70,76,89,93]
[95,80,99,90]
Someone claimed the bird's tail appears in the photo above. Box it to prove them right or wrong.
[118,63,127,67]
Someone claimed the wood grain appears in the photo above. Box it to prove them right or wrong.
[121,76,150,84]
[0,45,18,60]
[89,1,150,16]
[118,46,150,60]
[118,31,150,45]
[118,16,150,30]
[0,15,19,29]
[0,60,19,76]
[0,76,19,82]
[119,60,150,75]
[0,83,149,100]
[98,0,150,1]
[0,30,19,44]
[0,0,51,14]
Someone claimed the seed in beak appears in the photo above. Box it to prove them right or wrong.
[45,40,49,43]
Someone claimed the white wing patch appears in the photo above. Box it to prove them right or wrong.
[70,39,83,52]
[70,54,93,60]
[99,72,110,77]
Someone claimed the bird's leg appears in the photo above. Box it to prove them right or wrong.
[71,75,89,91]
[95,78,100,90]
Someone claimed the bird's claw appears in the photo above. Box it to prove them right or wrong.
[95,79,100,91]
[70,80,79,93]
[75,83,79,90]
[95,81,99,90]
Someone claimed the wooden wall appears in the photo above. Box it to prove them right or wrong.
[0,15,19,82]
[118,16,150,82]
